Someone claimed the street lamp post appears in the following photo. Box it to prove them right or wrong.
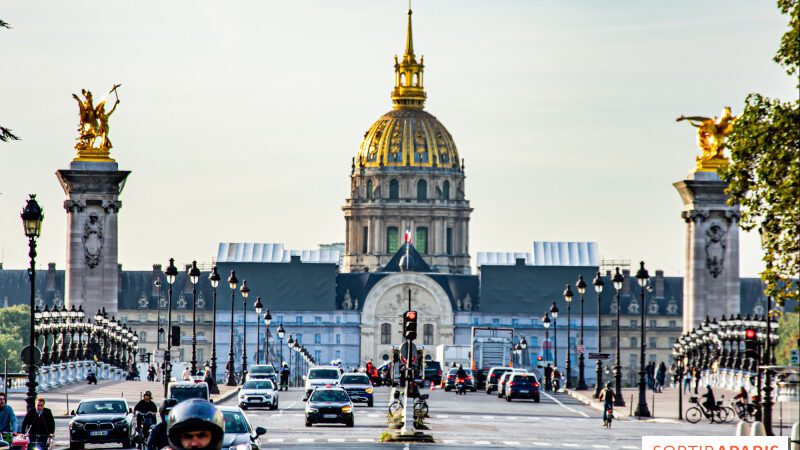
[549,301,559,366]
[208,267,221,381]
[634,261,651,417]
[240,280,250,381]
[563,285,573,389]
[277,324,285,366]
[576,275,588,390]
[226,270,238,386]
[612,267,625,406]
[593,272,605,398]
[163,258,178,397]
[188,261,201,376]
[254,297,263,364]
[287,335,294,386]
[21,194,43,412]
[519,336,527,369]
[263,310,272,365]
[542,313,551,388]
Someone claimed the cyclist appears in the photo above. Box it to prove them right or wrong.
[733,386,749,416]
[147,398,178,450]
[167,399,225,450]
[701,385,717,416]
[0,393,18,436]
[135,391,158,433]
[21,398,55,447]
[598,382,616,426]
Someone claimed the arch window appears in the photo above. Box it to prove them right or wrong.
[387,227,399,253]
[442,180,450,200]
[366,180,373,199]
[400,73,406,86]
[380,323,391,344]
[416,227,428,254]
[389,179,399,199]
[423,324,434,345]
[413,73,419,86]
[417,179,427,200]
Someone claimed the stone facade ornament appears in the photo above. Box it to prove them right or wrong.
[138,292,148,309]
[609,300,618,314]
[354,298,359,310]
[705,221,727,278]
[82,212,104,269]
[463,294,472,311]
[159,294,167,309]
[197,291,205,308]
[666,298,679,315]
[2,297,7,308]
[752,301,764,316]
[342,289,352,310]
[35,290,45,309]
[455,298,462,311]
[648,298,659,314]
[177,294,187,309]
[627,298,639,314]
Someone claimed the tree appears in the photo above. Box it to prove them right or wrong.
[774,312,799,365]
[0,305,31,372]
[1,18,20,142]
[720,0,799,307]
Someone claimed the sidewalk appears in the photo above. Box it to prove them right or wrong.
[6,380,239,417]
[567,386,798,431]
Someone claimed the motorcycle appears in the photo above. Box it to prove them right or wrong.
[455,377,466,395]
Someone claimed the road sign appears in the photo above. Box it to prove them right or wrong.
[399,342,418,365]
[577,345,585,354]
[791,349,799,366]
[21,345,41,365]
[588,353,611,360]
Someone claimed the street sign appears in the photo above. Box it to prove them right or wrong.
[399,342,418,365]
[791,349,799,366]
[588,353,611,360]
[20,345,42,365]
[577,345,585,354]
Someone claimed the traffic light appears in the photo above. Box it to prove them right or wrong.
[172,326,181,347]
[403,311,418,340]
[392,348,400,363]
[744,328,758,360]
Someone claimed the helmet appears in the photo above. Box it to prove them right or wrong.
[458,364,463,369]
[144,391,153,397]
[706,385,711,389]
[160,398,178,420]
[606,382,612,388]
[167,399,225,450]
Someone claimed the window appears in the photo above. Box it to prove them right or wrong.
[416,227,428,254]
[335,350,341,360]
[649,320,656,329]
[611,320,617,328]
[178,314,185,324]
[630,320,638,328]
[197,349,204,362]
[362,227,368,253]
[389,179,399,199]
[569,337,576,349]
[442,180,450,200]
[336,316,341,324]
[669,320,676,328]
[387,227,399,253]
[336,334,341,345]
[314,316,322,324]
[511,319,519,327]
[609,337,616,347]
[277,315,283,324]
[381,323,391,344]
[629,354,637,370]
[120,315,128,323]
[296,315,303,324]
[139,332,147,343]
[473,318,479,326]
[492,318,500,326]
[314,334,321,345]
[423,324,434,345]
[649,354,657,363]
[630,337,637,348]
[314,350,321,363]
[417,179,427,200]
[296,334,302,344]
[530,336,538,346]
[139,314,148,323]
[446,227,452,255]
[159,314,166,322]
[366,180,373,199]
[649,337,657,349]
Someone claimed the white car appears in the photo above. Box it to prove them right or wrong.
[303,366,343,399]
[238,379,279,410]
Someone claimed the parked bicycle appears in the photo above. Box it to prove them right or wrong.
[685,396,730,423]
[388,392,429,417]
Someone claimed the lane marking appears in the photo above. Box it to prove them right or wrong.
[358,438,375,442]
[266,438,284,443]
[279,401,298,413]
[482,415,495,420]
[503,441,521,446]
[297,438,315,443]
[532,443,551,446]
[593,445,610,448]
[475,441,491,445]
[442,440,458,444]
[622,447,638,449]
[327,438,345,443]
[542,392,590,418]
[438,414,449,418]
[563,444,579,447]
[459,415,471,419]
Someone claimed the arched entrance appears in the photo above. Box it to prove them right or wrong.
[359,272,454,364]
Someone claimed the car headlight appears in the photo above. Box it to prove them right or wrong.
[71,422,84,429]
[365,388,373,394]
[341,406,352,413]
[233,444,249,450]
[307,407,319,413]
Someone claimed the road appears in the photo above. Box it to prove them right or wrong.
[52,385,736,449]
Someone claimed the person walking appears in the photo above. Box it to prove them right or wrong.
[683,367,692,394]
[655,362,666,393]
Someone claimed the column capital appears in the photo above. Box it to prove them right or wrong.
[64,200,86,213]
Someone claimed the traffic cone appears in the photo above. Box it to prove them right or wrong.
[430,383,435,391]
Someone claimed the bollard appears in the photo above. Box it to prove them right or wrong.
[791,422,799,450]
[66,393,69,416]
[736,421,749,436]
[750,421,766,436]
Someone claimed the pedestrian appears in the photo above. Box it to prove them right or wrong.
[683,367,692,394]
[692,367,699,394]
[656,362,666,393]
[182,366,193,381]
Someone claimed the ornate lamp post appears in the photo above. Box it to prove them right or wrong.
[254,297,263,364]
[634,261,651,417]
[592,272,605,398]
[154,279,162,351]
[163,258,178,396]
[239,281,250,381]
[188,261,201,376]
[263,309,272,365]
[40,306,51,366]
[76,306,86,360]
[612,267,625,406]
[21,194,44,408]
[286,335,294,386]
[542,313,551,381]
[208,266,221,381]
[519,336,527,369]
[563,284,573,388]
[549,302,559,372]
[59,305,69,363]
[576,275,588,390]
[69,305,79,361]
[226,270,238,386]
[277,324,285,365]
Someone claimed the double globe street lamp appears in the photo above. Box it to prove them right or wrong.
[575,275,588,390]
[263,309,272,365]
[240,280,250,380]
[592,272,605,398]
[209,267,221,382]
[21,194,43,412]
[188,261,201,376]
[611,267,626,406]
[562,284,573,388]
[254,297,263,364]
[634,261,651,418]
[163,258,178,396]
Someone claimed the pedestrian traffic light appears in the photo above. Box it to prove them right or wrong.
[403,310,418,340]
[744,328,758,360]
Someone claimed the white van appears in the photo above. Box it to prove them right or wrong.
[303,366,343,399]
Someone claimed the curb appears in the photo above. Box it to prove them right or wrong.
[214,387,240,404]
[565,389,629,421]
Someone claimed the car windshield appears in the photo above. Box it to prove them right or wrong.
[513,375,536,382]
[170,386,207,402]
[76,400,127,415]
[340,375,369,385]
[425,361,441,369]
[243,380,274,390]
[222,411,250,434]
[309,369,340,380]
[249,366,275,374]
[492,369,510,375]
[310,390,350,403]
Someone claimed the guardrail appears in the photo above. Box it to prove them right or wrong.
[1,361,127,393]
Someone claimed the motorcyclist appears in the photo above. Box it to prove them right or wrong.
[701,385,716,416]
[598,382,616,426]
[455,364,467,380]
[166,399,225,450]
[147,398,178,450]
[135,391,159,432]
[552,367,562,392]
[0,392,18,435]
[279,363,290,391]
[543,364,553,392]
[21,398,55,447]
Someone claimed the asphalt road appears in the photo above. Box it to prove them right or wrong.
[52,385,737,449]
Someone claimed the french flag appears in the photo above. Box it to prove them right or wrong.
[404,229,412,244]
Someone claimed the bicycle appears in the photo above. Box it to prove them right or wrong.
[726,398,755,423]
[388,392,429,417]
[135,411,157,450]
[603,405,613,428]
[685,396,730,423]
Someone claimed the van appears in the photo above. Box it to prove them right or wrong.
[168,381,210,403]
[303,366,343,399]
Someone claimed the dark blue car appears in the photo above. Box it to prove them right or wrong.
[505,373,540,402]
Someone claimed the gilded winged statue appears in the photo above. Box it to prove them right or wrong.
[72,84,121,152]
[676,107,736,159]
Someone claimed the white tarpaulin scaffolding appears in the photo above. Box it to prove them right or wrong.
[217,243,340,264]
[478,242,598,267]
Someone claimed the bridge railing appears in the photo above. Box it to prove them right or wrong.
[1,361,128,393]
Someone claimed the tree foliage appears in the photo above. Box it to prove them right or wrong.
[774,312,799,365]
[0,19,20,142]
[0,305,31,372]
[720,0,800,307]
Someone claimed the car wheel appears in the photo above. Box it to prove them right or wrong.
[368,399,374,407]
[534,395,540,403]
[122,438,133,448]
[345,419,354,427]
[497,391,503,398]
[305,420,312,427]
[69,441,84,450]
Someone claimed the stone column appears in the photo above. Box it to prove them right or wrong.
[57,161,130,317]
[674,170,740,333]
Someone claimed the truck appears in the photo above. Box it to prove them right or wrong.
[434,344,471,370]
[471,327,514,389]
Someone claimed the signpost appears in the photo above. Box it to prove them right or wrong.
[791,349,799,366]
[399,342,418,365]
[20,345,42,366]
[577,345,585,354]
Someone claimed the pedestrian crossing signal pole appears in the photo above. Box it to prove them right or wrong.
[401,286,418,433]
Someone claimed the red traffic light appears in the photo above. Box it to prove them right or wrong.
[406,311,416,320]
[537,356,543,361]
[745,329,756,339]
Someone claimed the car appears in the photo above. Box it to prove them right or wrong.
[246,365,278,384]
[338,373,374,407]
[68,398,135,450]
[168,381,210,403]
[422,360,442,386]
[443,368,475,392]
[218,406,266,450]
[304,387,354,427]
[497,371,526,398]
[485,367,521,394]
[238,379,279,410]
[304,366,343,399]
[505,373,540,402]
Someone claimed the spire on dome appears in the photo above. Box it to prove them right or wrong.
[404,9,414,63]
[392,7,426,109]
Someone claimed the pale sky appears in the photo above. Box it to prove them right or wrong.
[1,1,795,277]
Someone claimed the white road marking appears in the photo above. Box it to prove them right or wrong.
[280,401,298,412]
[475,441,491,445]
[622,447,638,449]
[367,413,379,417]
[358,438,375,442]
[442,440,458,444]
[542,392,590,417]
[460,415,471,419]
[327,438,345,443]
[438,414,449,418]
[593,445,610,448]
[503,441,521,446]
[297,438,315,443]
[532,443,551,446]
[563,444,579,447]
[266,438,284,443]
[482,415,495,420]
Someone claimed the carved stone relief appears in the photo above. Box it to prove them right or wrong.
[342,289,352,310]
[177,294,187,309]
[82,212,104,269]
[648,298,659,314]
[627,298,639,314]
[705,220,727,278]
[666,298,679,315]
[139,292,148,309]
[197,291,206,308]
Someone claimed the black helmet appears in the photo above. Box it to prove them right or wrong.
[606,382,612,388]
[167,399,225,450]
[160,398,179,420]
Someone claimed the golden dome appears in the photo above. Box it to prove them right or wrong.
[355,9,461,171]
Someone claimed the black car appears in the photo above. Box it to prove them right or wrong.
[68,398,135,450]
[422,360,442,386]
[505,373,541,402]
[304,387,354,427]
[338,373,374,407]
[443,368,475,391]
[219,406,266,450]
[485,367,513,393]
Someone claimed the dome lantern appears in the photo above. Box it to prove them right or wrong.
[391,9,426,110]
